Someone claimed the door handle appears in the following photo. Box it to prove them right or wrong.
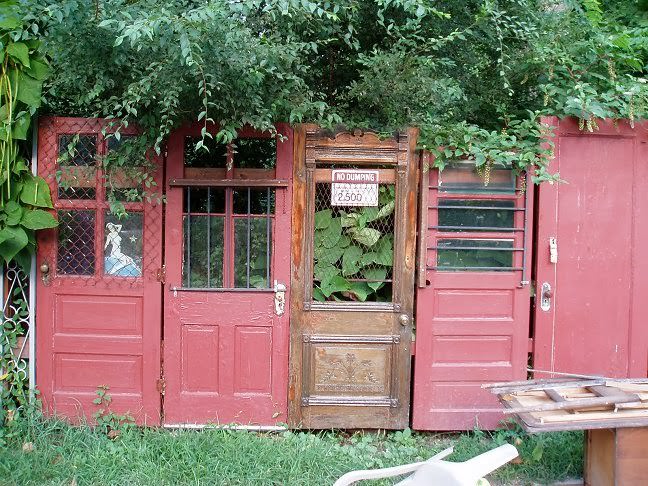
[540,282,552,312]
[398,314,410,327]
[274,280,287,316]
[40,260,51,285]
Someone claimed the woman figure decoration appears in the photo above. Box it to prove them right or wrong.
[104,222,142,277]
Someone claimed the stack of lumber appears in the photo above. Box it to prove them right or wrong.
[484,378,648,432]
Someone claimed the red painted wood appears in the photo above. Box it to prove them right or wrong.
[36,117,163,425]
[163,123,292,425]
[412,167,533,430]
[534,117,648,379]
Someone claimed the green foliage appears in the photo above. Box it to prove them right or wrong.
[313,186,394,302]
[0,0,56,270]
[0,414,584,484]
[91,386,134,437]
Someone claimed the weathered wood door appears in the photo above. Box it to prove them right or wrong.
[36,117,163,424]
[533,117,648,378]
[412,156,533,430]
[289,127,418,429]
[163,124,292,425]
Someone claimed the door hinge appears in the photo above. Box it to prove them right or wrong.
[156,265,166,284]
[156,377,166,396]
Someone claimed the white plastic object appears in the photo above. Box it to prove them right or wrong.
[333,443,518,486]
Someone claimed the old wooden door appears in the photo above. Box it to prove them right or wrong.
[36,117,163,424]
[289,128,418,429]
[163,124,292,425]
[534,117,648,378]
[412,157,533,430]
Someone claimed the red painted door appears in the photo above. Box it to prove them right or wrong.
[412,159,533,430]
[533,117,648,379]
[163,124,292,426]
[36,117,163,424]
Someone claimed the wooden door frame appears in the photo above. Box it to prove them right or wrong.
[288,126,419,428]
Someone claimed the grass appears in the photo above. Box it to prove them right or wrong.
[0,414,583,485]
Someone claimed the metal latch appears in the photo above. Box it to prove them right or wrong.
[540,282,552,312]
[549,237,558,264]
[274,280,287,316]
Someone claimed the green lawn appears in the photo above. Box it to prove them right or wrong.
[0,415,583,485]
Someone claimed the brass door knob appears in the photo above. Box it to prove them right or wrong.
[40,262,50,275]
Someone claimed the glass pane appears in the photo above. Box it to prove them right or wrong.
[312,181,395,303]
[104,212,143,277]
[57,210,95,275]
[437,239,514,270]
[183,215,225,287]
[439,161,515,194]
[233,138,276,169]
[58,134,97,200]
[183,187,226,214]
[438,199,515,231]
[184,136,228,168]
[233,188,275,215]
[106,135,143,202]
[234,217,272,288]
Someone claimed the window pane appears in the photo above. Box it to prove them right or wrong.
[234,217,272,288]
[183,215,224,287]
[104,212,143,277]
[233,138,276,169]
[184,136,228,168]
[183,187,225,214]
[58,135,97,200]
[106,135,143,202]
[437,239,514,270]
[233,188,275,215]
[312,182,395,303]
[439,162,515,194]
[438,199,515,230]
[57,210,95,275]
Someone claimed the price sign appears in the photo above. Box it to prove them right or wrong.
[331,169,380,207]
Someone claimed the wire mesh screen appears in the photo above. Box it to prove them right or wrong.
[312,179,395,302]
[38,117,163,289]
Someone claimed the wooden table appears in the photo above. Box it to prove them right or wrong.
[485,378,648,486]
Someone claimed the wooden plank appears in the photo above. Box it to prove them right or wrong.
[589,385,641,402]
[503,395,643,414]
[169,178,289,187]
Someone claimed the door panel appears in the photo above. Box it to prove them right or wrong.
[412,162,533,430]
[289,128,418,429]
[36,117,162,425]
[534,117,648,378]
[163,124,292,426]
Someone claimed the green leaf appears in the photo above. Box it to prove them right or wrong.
[342,245,362,276]
[7,42,30,67]
[314,209,332,229]
[340,212,360,228]
[363,267,387,291]
[320,275,350,298]
[313,262,338,284]
[13,247,32,271]
[374,236,393,266]
[348,281,372,301]
[314,243,344,265]
[16,73,42,108]
[21,209,58,230]
[375,200,395,219]
[20,175,53,208]
[0,226,28,263]
[12,115,30,140]
[25,59,51,81]
[348,227,381,247]
[313,287,326,302]
[0,13,21,30]
[4,201,23,225]
[320,216,342,248]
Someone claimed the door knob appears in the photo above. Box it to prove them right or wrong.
[40,261,51,285]
[398,314,410,326]
[540,282,552,311]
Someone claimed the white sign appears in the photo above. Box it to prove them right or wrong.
[331,169,380,207]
